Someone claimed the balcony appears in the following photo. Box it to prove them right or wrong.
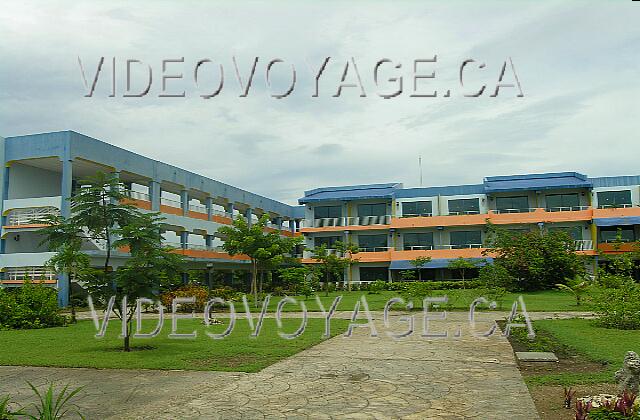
[4,207,59,228]
[574,240,594,251]
[301,215,391,233]
[1,266,57,285]
[122,190,152,210]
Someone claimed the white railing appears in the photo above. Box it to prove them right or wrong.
[124,190,150,201]
[403,245,434,251]
[212,209,233,218]
[491,208,537,214]
[358,246,393,253]
[447,210,480,216]
[161,197,182,208]
[546,205,590,212]
[313,215,391,228]
[598,203,634,209]
[438,244,484,249]
[189,203,207,213]
[401,213,433,218]
[6,207,59,226]
[574,240,593,251]
[4,267,57,281]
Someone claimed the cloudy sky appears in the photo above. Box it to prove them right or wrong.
[1,1,638,205]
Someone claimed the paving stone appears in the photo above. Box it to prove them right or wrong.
[515,351,559,362]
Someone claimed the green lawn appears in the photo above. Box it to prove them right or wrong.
[0,318,348,372]
[527,318,640,385]
[259,290,587,312]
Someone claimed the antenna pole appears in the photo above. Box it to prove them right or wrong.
[419,156,423,187]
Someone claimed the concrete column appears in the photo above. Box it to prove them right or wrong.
[180,231,189,249]
[0,165,9,254]
[181,189,189,216]
[226,202,234,217]
[60,158,73,218]
[289,219,296,234]
[205,234,213,249]
[149,180,161,211]
[275,217,283,230]
[245,208,253,226]
[206,196,214,221]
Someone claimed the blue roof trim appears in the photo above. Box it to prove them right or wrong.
[594,217,640,227]
[395,184,484,198]
[484,172,592,193]
[299,183,402,204]
[389,258,492,270]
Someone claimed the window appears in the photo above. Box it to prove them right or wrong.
[449,231,482,248]
[360,267,388,282]
[495,196,529,213]
[358,234,388,250]
[545,193,580,211]
[357,203,387,217]
[403,232,434,250]
[314,236,342,248]
[402,201,432,217]
[598,190,632,208]
[314,205,341,219]
[448,198,480,215]
[600,226,635,243]
[549,226,583,240]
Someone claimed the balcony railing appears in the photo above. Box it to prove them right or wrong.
[4,266,57,281]
[358,246,394,252]
[6,207,59,226]
[598,203,634,209]
[401,213,433,218]
[313,215,391,228]
[124,190,150,202]
[189,203,207,213]
[574,240,593,251]
[438,244,484,249]
[491,208,537,214]
[447,210,480,216]
[546,205,590,212]
[403,245,434,251]
[161,197,182,208]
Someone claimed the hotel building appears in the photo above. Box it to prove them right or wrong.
[1,131,639,304]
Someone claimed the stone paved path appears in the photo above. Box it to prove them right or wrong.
[1,312,539,419]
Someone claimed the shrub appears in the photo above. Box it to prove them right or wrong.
[368,280,387,294]
[0,281,66,329]
[160,284,209,312]
[209,286,241,301]
[478,263,516,290]
[593,280,640,330]
[400,282,433,303]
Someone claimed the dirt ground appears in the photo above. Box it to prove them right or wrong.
[529,383,618,420]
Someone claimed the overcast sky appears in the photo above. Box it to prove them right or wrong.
[1,1,639,205]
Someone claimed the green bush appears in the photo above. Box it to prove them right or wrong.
[593,280,640,330]
[0,281,66,329]
[478,263,516,290]
[368,280,387,294]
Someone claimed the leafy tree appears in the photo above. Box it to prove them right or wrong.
[447,257,479,289]
[39,172,185,351]
[45,243,90,323]
[483,222,586,291]
[278,266,316,299]
[598,228,640,279]
[310,241,359,295]
[409,256,431,281]
[218,214,302,305]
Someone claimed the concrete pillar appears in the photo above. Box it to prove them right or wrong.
[275,217,283,230]
[180,231,189,249]
[226,202,234,217]
[149,180,161,211]
[181,189,189,216]
[206,196,214,221]
[245,208,253,226]
[205,234,213,249]
[60,158,73,218]
[289,219,296,234]
[0,165,9,255]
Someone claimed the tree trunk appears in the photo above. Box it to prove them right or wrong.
[124,319,131,352]
[418,268,422,282]
[325,270,330,297]
[251,260,258,307]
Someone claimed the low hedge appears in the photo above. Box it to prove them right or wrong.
[385,280,484,292]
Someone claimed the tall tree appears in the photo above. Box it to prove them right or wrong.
[218,214,302,305]
[409,256,431,282]
[484,222,586,291]
[310,241,359,295]
[447,257,478,289]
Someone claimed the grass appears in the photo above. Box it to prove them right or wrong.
[0,317,348,372]
[255,289,589,312]
[523,318,640,385]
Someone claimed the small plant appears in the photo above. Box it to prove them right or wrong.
[593,280,640,330]
[0,395,26,419]
[564,387,576,409]
[26,381,85,420]
[556,275,591,306]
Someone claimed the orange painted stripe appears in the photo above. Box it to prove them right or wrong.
[212,215,233,225]
[597,242,640,254]
[1,280,57,284]
[160,205,183,216]
[593,207,640,218]
[188,211,208,221]
[3,223,50,229]
[122,198,152,210]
